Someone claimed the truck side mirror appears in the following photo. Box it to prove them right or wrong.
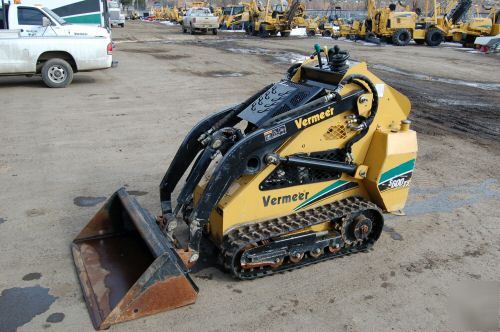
[42,17,52,27]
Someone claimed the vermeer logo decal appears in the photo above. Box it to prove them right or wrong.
[263,191,310,207]
[294,107,334,129]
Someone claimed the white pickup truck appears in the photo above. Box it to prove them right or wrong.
[0,3,113,87]
[182,7,218,35]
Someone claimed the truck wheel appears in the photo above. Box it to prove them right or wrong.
[249,23,258,36]
[182,24,187,33]
[365,32,379,43]
[322,30,331,37]
[425,28,443,47]
[280,31,290,37]
[41,58,74,88]
[392,28,411,46]
[259,24,270,38]
[212,28,218,35]
[190,24,195,35]
[307,29,316,37]
[119,23,125,28]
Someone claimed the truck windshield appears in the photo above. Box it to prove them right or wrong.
[191,9,212,16]
[43,7,67,25]
[233,7,244,15]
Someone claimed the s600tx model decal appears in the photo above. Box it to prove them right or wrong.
[378,159,415,192]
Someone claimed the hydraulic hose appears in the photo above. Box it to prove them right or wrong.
[337,74,379,160]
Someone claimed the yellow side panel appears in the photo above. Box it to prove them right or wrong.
[363,129,418,212]
[413,29,425,39]
[492,24,500,36]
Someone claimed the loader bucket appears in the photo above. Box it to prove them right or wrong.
[71,188,198,330]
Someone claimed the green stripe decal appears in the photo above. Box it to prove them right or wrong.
[64,13,102,24]
[294,180,348,211]
[379,159,415,184]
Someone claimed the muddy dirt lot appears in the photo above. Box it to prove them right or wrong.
[0,21,499,331]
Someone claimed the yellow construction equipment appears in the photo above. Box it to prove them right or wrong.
[412,0,474,45]
[72,44,418,330]
[219,3,251,30]
[342,0,473,46]
[451,5,500,46]
[247,0,307,37]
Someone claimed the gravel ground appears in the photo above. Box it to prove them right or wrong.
[0,21,499,332]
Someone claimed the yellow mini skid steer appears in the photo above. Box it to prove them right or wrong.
[72,44,418,329]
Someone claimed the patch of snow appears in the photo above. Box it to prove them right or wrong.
[442,42,464,47]
[289,28,306,36]
[158,21,178,26]
[225,46,307,63]
[220,29,245,33]
[212,72,244,77]
[273,52,308,63]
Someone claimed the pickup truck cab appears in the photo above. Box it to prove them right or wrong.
[182,7,218,35]
[0,3,113,87]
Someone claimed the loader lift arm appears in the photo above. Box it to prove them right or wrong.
[158,83,274,217]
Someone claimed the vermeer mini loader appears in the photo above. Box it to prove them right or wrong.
[72,44,417,329]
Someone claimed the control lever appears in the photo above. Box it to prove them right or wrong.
[314,43,323,69]
[309,43,324,69]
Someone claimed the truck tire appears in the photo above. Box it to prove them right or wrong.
[425,28,443,46]
[119,23,125,28]
[259,24,270,38]
[182,24,187,33]
[41,58,74,88]
[190,24,195,35]
[365,32,380,44]
[322,30,331,37]
[392,28,411,46]
[212,28,218,35]
[307,29,316,37]
[280,31,290,37]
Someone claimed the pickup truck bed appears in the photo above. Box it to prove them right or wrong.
[0,31,112,87]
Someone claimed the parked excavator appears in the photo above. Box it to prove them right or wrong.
[247,0,306,37]
[72,44,418,330]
